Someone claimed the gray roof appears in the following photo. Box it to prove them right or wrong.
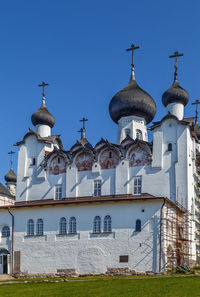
[162,80,189,107]
[4,168,17,184]
[31,102,55,128]
[0,183,14,199]
[109,78,156,124]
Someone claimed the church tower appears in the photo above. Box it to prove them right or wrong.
[109,44,156,144]
[4,151,17,196]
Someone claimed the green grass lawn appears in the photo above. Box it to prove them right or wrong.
[0,276,200,297]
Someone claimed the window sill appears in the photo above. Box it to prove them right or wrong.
[89,232,115,239]
[25,234,44,237]
[56,233,77,236]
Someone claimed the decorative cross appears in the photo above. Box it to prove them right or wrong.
[78,128,84,139]
[169,51,184,81]
[80,117,88,130]
[126,44,140,79]
[38,81,49,98]
[8,151,15,169]
[192,99,200,124]
[79,117,88,139]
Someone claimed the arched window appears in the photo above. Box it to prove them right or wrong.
[27,219,34,236]
[69,217,76,234]
[2,226,10,238]
[135,219,141,232]
[104,215,112,232]
[136,129,142,140]
[59,217,67,234]
[125,128,131,137]
[93,216,101,233]
[168,143,172,151]
[36,219,43,236]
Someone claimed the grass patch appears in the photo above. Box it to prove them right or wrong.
[0,276,200,296]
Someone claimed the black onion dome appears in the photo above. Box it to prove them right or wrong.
[109,79,156,124]
[31,103,55,128]
[4,169,17,184]
[194,123,200,140]
[162,80,189,107]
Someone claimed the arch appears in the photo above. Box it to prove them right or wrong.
[93,216,101,233]
[59,217,67,234]
[49,155,66,175]
[128,144,151,167]
[168,143,172,151]
[99,148,120,169]
[135,219,141,232]
[136,129,143,140]
[2,226,10,238]
[36,219,43,235]
[69,217,77,234]
[75,151,93,171]
[27,219,34,236]
[104,215,112,232]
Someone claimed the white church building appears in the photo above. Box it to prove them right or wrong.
[0,46,199,276]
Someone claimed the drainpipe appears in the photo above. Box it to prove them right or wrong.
[159,199,166,272]
[8,207,14,275]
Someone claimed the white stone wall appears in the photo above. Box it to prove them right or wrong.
[11,200,163,274]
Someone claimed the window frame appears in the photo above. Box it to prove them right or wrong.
[133,176,142,195]
[168,143,172,152]
[94,180,101,197]
[55,184,62,200]
[27,219,34,236]
[69,217,77,234]
[135,219,141,232]
[2,226,10,238]
[93,216,101,233]
[59,217,67,234]
[36,219,44,236]
[136,129,143,140]
[104,215,112,232]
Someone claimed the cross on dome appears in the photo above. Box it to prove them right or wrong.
[38,81,49,105]
[169,51,184,82]
[126,44,140,80]
[8,151,15,169]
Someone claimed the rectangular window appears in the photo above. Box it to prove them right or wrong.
[119,255,129,263]
[134,176,142,195]
[31,158,36,166]
[94,180,101,196]
[55,184,62,200]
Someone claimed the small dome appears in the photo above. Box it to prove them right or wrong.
[162,80,189,107]
[31,102,55,128]
[109,79,156,124]
[194,123,200,140]
[4,169,17,184]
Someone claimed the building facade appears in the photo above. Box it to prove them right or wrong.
[0,49,199,276]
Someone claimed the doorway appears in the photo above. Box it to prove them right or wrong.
[3,255,7,274]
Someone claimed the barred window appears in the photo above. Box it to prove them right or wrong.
[69,217,76,234]
[93,216,101,233]
[27,219,34,235]
[59,217,67,234]
[36,219,43,235]
[2,226,10,237]
[135,219,141,232]
[104,215,112,232]
[134,176,142,195]
[55,184,62,200]
[94,180,101,196]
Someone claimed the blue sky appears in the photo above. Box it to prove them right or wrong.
[0,0,200,182]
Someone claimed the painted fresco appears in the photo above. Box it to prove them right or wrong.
[129,147,151,167]
[99,149,119,169]
[76,152,93,171]
[49,156,66,175]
